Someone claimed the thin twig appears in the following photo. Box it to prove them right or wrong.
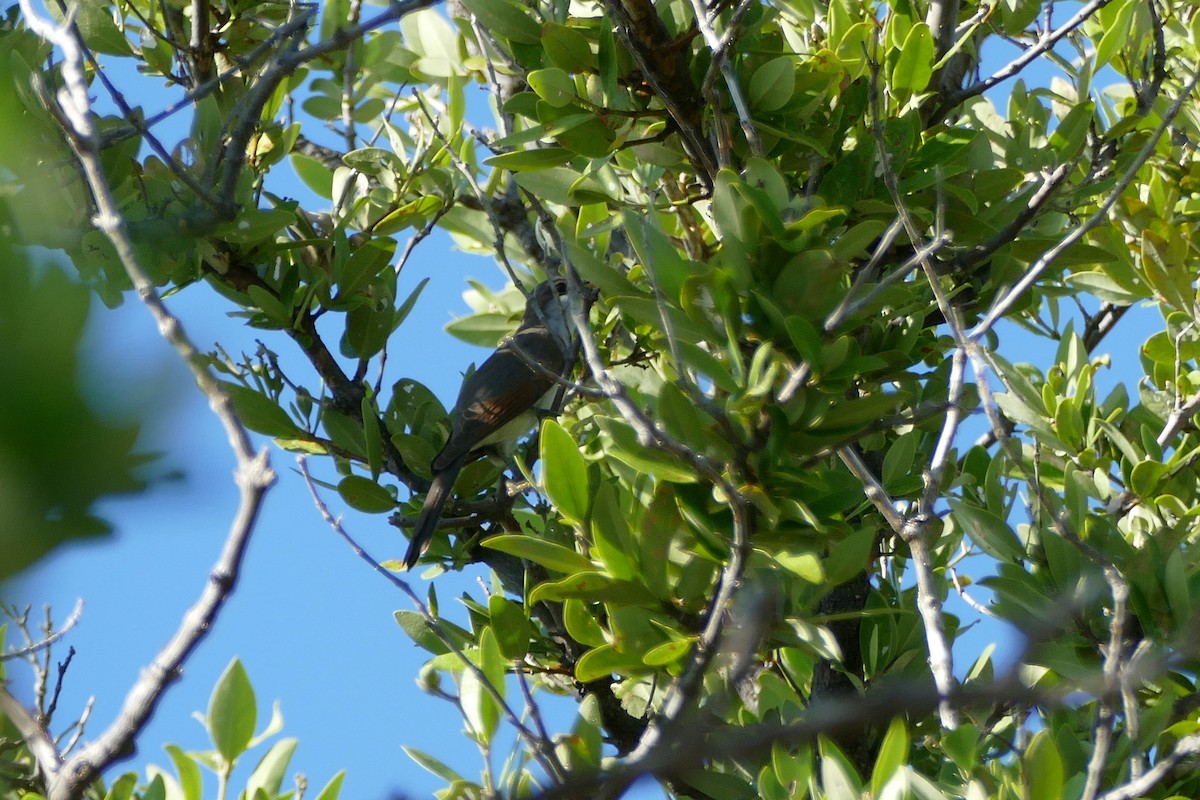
[946,0,1116,107]
[19,6,276,798]
[0,600,83,662]
[297,458,567,782]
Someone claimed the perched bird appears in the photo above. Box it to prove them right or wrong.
[403,278,574,569]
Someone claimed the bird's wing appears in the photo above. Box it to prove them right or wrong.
[431,325,566,470]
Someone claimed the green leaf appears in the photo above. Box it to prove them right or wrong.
[543,23,596,72]
[529,571,659,605]
[222,383,298,438]
[361,401,383,484]
[1164,548,1191,631]
[513,168,613,206]
[208,658,256,763]
[459,0,541,44]
[343,147,399,175]
[589,482,635,581]
[749,56,796,112]
[881,431,917,491]
[595,416,697,483]
[245,738,297,799]
[481,534,593,573]
[488,595,531,660]
[822,527,877,586]
[819,737,862,800]
[575,643,650,681]
[461,630,504,740]
[336,475,395,513]
[313,770,346,800]
[102,773,137,800]
[403,746,468,783]
[1025,731,1064,800]
[1129,459,1167,497]
[140,774,166,800]
[336,241,394,297]
[165,744,202,800]
[291,154,333,199]
[643,637,696,666]
[1049,101,1094,157]
[892,22,934,92]
[942,724,980,770]
[1095,0,1136,68]
[870,717,909,797]
[373,196,444,236]
[774,549,824,584]
[395,609,466,655]
[948,499,1026,562]
[528,68,576,107]
[541,419,590,525]
[246,285,290,326]
[213,207,294,245]
[342,303,394,359]
[485,147,574,171]
[1065,270,1145,304]
[563,598,608,647]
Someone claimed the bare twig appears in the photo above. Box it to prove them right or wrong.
[867,44,962,729]
[1,600,83,662]
[689,0,762,162]
[1097,734,1200,800]
[837,447,905,533]
[18,6,276,798]
[297,459,567,782]
[946,0,1116,107]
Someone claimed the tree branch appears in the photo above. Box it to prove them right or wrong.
[17,5,277,797]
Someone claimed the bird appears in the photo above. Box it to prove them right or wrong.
[403,278,574,569]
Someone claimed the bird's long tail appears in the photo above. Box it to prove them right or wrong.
[404,455,465,569]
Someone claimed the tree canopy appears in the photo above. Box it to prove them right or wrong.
[5,0,1200,797]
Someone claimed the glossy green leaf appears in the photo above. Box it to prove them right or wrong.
[165,744,202,800]
[488,595,532,660]
[541,418,590,525]
[208,658,256,763]
[542,23,595,72]
[948,499,1025,562]
[313,770,346,800]
[527,68,576,107]
[529,571,659,605]
[460,0,541,44]
[336,241,395,297]
[892,23,934,92]
[643,637,695,666]
[749,56,795,112]
[245,738,297,799]
[563,598,608,647]
[481,534,593,573]
[337,474,395,513]
[870,717,909,797]
[595,416,697,483]
[1025,731,1064,800]
[589,481,636,580]
[513,168,613,206]
[574,643,649,681]
[222,383,298,438]
[774,549,824,584]
[485,147,574,171]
